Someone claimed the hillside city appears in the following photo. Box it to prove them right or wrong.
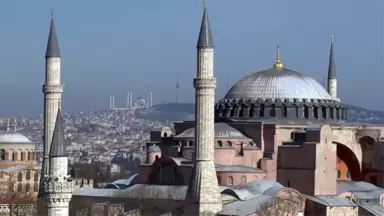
[2,102,383,184]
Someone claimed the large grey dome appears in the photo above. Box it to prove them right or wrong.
[225,67,332,101]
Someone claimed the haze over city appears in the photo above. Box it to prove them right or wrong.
[0,0,383,116]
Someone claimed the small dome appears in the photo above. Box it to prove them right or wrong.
[148,144,161,153]
[225,67,332,101]
[175,123,249,139]
[0,131,32,144]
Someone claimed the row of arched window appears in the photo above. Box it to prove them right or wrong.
[9,183,38,193]
[0,149,36,161]
[217,175,247,186]
[216,103,347,120]
[17,171,39,182]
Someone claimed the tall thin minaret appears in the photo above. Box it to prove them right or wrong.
[42,11,63,178]
[44,109,73,216]
[327,35,338,101]
[126,92,130,109]
[176,72,180,103]
[185,1,222,215]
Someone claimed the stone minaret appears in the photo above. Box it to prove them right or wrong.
[185,1,222,215]
[44,109,73,216]
[327,35,338,101]
[42,11,63,177]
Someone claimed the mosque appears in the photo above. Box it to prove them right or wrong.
[71,2,384,216]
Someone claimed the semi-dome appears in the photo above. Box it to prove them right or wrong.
[0,131,32,144]
[225,67,332,101]
[148,144,161,153]
[175,123,249,139]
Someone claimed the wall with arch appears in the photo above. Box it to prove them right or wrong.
[216,172,266,186]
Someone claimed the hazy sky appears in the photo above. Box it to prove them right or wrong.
[0,0,383,116]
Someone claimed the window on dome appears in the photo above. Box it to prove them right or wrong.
[34,173,39,182]
[282,105,288,117]
[17,173,22,182]
[33,183,38,192]
[313,107,319,119]
[322,106,327,119]
[304,106,309,119]
[330,108,334,119]
[270,104,276,117]
[259,105,265,117]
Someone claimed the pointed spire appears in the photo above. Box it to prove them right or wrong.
[45,10,61,58]
[273,45,283,69]
[328,34,336,79]
[49,108,68,157]
[197,0,214,48]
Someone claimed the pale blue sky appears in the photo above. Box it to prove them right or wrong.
[0,0,383,116]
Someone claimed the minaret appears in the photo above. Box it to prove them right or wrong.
[42,11,63,178]
[185,1,222,215]
[44,109,73,216]
[327,35,338,101]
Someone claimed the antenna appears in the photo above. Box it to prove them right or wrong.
[176,72,180,104]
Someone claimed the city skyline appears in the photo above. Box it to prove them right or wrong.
[0,0,383,116]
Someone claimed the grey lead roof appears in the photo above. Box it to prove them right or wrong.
[45,15,61,58]
[49,109,68,157]
[196,4,214,48]
[328,35,336,79]
[225,67,333,100]
[175,122,250,139]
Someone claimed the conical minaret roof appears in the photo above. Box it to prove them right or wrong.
[328,35,336,79]
[45,12,61,58]
[49,109,68,157]
[196,1,214,48]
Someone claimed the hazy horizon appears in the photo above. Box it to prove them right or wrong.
[0,0,383,116]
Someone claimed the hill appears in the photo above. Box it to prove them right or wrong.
[135,103,383,124]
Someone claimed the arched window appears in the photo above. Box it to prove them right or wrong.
[227,176,233,185]
[270,104,276,117]
[217,176,221,185]
[25,184,31,193]
[26,171,31,181]
[17,183,22,192]
[304,106,309,119]
[17,173,22,182]
[322,106,327,119]
[9,183,14,192]
[0,149,5,160]
[330,107,334,119]
[337,170,341,178]
[346,170,351,179]
[241,176,247,184]
[259,105,265,117]
[227,141,232,147]
[313,107,318,119]
[188,140,193,146]
[217,141,223,147]
[163,132,168,137]
[33,183,38,192]
[34,173,39,182]
[282,105,288,117]
[155,155,159,160]
[287,180,291,187]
